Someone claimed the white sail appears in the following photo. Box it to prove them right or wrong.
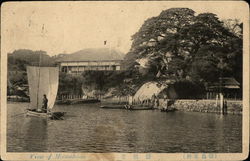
[27,66,59,110]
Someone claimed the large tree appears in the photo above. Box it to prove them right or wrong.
[123,8,195,71]
[124,8,243,85]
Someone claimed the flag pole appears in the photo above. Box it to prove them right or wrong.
[104,40,111,58]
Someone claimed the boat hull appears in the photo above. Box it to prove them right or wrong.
[26,109,50,118]
[56,99,100,105]
[126,105,154,110]
[161,108,177,112]
[100,105,125,109]
[26,109,65,119]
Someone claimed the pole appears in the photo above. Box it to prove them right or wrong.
[216,94,218,108]
[36,51,42,110]
[220,93,224,114]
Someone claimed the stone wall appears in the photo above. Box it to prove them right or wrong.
[167,99,242,115]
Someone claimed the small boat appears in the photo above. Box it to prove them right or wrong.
[26,109,49,118]
[125,105,154,110]
[161,108,177,112]
[26,66,65,120]
[100,104,126,109]
[57,98,100,105]
[26,109,65,119]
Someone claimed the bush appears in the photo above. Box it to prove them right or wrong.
[173,80,205,99]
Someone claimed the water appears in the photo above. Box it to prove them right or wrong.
[7,102,242,152]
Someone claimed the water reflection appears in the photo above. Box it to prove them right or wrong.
[23,117,48,152]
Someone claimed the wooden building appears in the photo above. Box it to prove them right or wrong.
[56,48,124,74]
[206,77,241,99]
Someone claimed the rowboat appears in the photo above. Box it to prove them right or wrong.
[125,105,154,110]
[100,105,126,109]
[161,108,177,112]
[57,98,100,105]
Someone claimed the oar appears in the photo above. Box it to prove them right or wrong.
[11,112,26,118]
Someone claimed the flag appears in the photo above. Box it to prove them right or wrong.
[104,40,107,45]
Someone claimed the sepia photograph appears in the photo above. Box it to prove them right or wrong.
[1,1,249,160]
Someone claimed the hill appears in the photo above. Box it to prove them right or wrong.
[55,48,124,62]
[8,49,56,71]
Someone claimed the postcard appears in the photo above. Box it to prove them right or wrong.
[1,1,249,160]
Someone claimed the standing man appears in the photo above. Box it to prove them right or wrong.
[42,94,48,113]
[151,94,156,107]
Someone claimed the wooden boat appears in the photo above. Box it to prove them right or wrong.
[71,98,100,104]
[160,108,177,112]
[26,109,65,119]
[26,109,49,118]
[100,104,126,109]
[56,98,100,105]
[125,105,154,110]
[26,66,65,120]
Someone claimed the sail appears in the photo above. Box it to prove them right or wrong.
[27,66,59,110]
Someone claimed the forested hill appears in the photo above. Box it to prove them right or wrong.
[8,49,56,71]
[8,48,125,72]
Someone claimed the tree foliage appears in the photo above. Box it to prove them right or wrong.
[58,73,83,95]
[124,8,243,86]
[8,49,56,71]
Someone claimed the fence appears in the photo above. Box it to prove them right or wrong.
[58,94,84,100]
[100,96,129,104]
[204,92,242,100]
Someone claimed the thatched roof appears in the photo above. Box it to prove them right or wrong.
[208,77,240,89]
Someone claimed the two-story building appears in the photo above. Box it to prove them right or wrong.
[56,48,124,74]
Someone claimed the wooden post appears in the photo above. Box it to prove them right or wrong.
[77,62,79,75]
[67,63,69,73]
[220,93,224,114]
[224,100,228,114]
[216,94,219,108]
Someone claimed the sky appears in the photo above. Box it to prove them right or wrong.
[1,1,248,56]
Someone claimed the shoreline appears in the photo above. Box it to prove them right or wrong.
[7,98,242,115]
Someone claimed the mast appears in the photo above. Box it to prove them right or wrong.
[36,24,44,109]
[36,52,42,109]
[47,67,51,114]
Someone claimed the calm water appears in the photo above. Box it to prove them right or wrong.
[7,102,242,152]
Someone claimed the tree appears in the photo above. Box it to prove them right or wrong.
[124,8,196,71]
[124,8,243,87]
[8,49,56,71]
[222,19,243,38]
[58,72,84,96]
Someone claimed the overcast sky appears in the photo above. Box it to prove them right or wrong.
[1,1,247,56]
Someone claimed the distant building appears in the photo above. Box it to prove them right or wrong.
[206,77,241,99]
[56,48,124,74]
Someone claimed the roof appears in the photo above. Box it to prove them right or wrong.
[208,77,240,89]
[219,77,240,86]
[56,48,124,62]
